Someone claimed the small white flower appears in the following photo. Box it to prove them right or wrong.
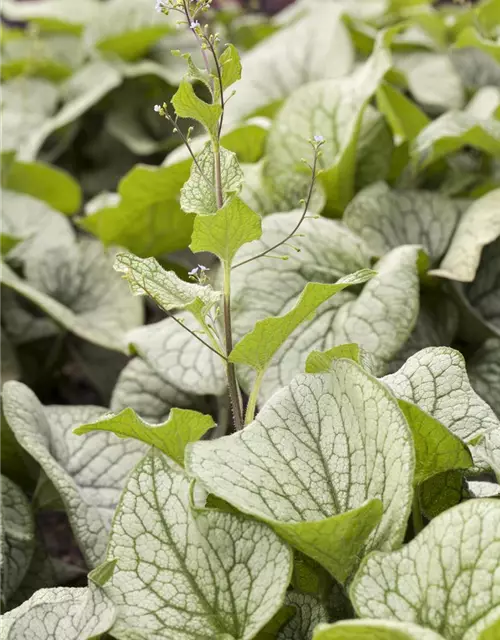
[155,0,166,12]
[198,264,209,272]
[313,135,324,143]
[154,104,161,112]
[190,20,200,29]
[188,267,199,276]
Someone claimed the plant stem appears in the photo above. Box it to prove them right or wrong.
[212,393,230,439]
[168,312,226,360]
[223,260,243,430]
[233,147,320,270]
[412,491,424,535]
[213,139,224,210]
[245,369,264,425]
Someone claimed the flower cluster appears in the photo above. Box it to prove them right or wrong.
[188,264,210,283]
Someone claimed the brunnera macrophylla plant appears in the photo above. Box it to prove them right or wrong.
[2,0,500,639]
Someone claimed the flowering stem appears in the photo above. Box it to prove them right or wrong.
[233,145,321,270]
[244,369,264,425]
[223,261,243,429]
[168,312,226,360]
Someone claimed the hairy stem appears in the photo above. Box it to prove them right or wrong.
[244,369,264,425]
[223,261,243,430]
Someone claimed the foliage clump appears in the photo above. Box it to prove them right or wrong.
[1,0,500,639]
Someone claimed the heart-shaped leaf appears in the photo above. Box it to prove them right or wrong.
[2,382,145,567]
[331,246,421,375]
[351,499,500,640]
[103,449,292,640]
[126,315,227,397]
[187,360,414,582]
[2,238,143,353]
[344,182,460,263]
[225,4,354,123]
[382,346,500,443]
[1,582,115,640]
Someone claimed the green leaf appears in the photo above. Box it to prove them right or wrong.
[454,27,500,63]
[18,61,122,161]
[331,246,421,375]
[74,407,214,467]
[0,410,37,493]
[190,197,262,265]
[172,79,222,139]
[397,400,473,485]
[255,604,295,639]
[1,0,98,33]
[180,142,244,215]
[434,188,500,283]
[166,122,269,166]
[187,361,414,583]
[376,81,430,144]
[89,559,118,588]
[2,190,75,264]
[114,253,220,322]
[382,347,500,443]
[344,182,460,263]
[313,620,445,640]
[80,160,194,258]
[0,233,21,256]
[225,4,354,123]
[466,86,500,119]
[468,338,500,419]
[463,237,500,337]
[305,343,376,375]
[126,315,227,398]
[2,382,146,567]
[1,77,59,155]
[1,582,116,640]
[396,52,465,113]
[387,292,459,374]
[355,106,394,191]
[419,470,465,519]
[473,429,500,482]
[1,30,83,75]
[450,47,500,91]
[277,592,329,640]
[230,270,375,373]
[351,500,500,639]
[103,449,292,640]
[412,111,500,170]
[218,43,242,95]
[1,238,143,353]
[265,31,392,215]
[230,212,372,400]
[231,213,372,340]
[85,0,172,61]
[2,160,81,214]
[110,357,197,424]
[466,480,500,499]
[1,476,35,605]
